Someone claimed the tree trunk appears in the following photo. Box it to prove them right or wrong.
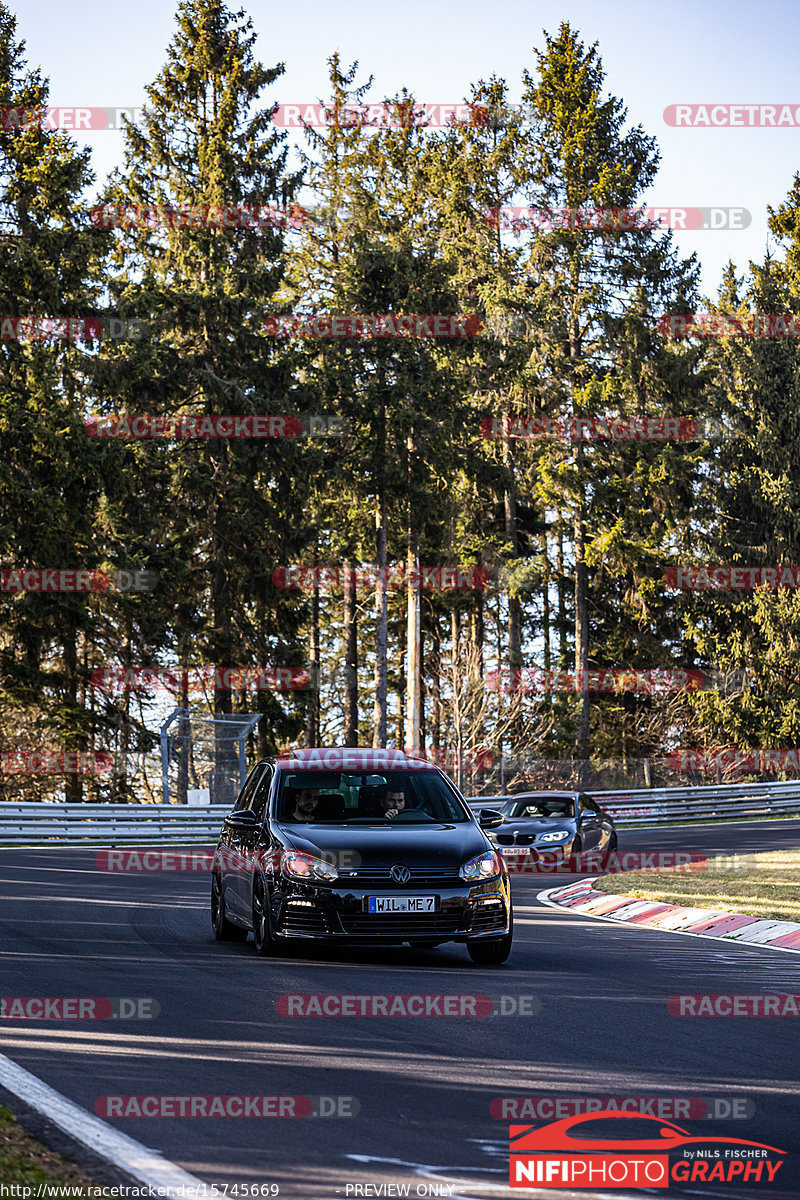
[574,473,590,761]
[451,607,464,792]
[63,618,82,803]
[429,606,441,750]
[405,510,421,753]
[372,395,388,747]
[396,610,405,747]
[541,530,551,674]
[557,512,568,667]
[343,564,358,745]
[307,571,320,747]
[211,479,237,806]
[503,427,522,760]
[503,438,522,671]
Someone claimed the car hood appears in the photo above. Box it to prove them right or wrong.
[275,820,490,868]
[499,818,575,835]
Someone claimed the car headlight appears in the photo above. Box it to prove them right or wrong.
[282,851,338,882]
[537,830,571,842]
[460,850,501,881]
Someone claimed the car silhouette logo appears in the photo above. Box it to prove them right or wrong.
[390,864,411,884]
[510,1111,785,1155]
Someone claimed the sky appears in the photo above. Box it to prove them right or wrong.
[12,0,800,296]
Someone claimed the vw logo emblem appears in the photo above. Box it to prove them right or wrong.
[390,864,411,885]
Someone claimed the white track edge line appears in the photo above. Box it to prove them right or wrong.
[536,885,800,955]
[0,1052,207,1194]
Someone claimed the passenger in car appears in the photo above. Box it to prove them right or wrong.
[291,788,320,821]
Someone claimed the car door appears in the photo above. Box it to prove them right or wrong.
[592,799,615,850]
[577,794,603,850]
[222,763,269,917]
[237,764,275,910]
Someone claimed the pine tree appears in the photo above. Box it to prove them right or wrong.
[93,0,309,799]
[0,3,112,799]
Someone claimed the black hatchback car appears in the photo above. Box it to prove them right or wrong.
[210,748,513,964]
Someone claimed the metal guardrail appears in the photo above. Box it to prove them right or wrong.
[469,779,800,825]
[0,803,229,844]
[1,779,799,843]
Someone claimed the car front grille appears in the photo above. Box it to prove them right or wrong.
[470,904,507,934]
[280,901,329,935]
[341,865,462,887]
[338,912,465,938]
[496,832,536,846]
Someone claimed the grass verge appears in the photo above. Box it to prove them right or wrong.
[0,1105,102,1194]
[594,848,800,923]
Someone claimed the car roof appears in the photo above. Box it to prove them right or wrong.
[508,791,580,799]
[274,747,438,772]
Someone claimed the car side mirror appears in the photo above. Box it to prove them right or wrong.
[225,808,258,829]
[478,809,504,830]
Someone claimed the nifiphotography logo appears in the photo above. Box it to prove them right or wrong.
[508,1110,785,1188]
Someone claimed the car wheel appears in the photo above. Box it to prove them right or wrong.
[571,836,583,865]
[252,876,278,956]
[211,872,247,942]
[467,911,513,965]
[607,833,618,852]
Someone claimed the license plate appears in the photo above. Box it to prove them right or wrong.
[366,895,437,914]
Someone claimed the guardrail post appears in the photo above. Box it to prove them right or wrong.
[160,708,186,806]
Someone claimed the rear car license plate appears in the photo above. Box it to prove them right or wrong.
[366,895,437,914]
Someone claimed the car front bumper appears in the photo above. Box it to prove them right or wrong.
[267,876,511,942]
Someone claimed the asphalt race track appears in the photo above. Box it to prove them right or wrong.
[0,818,799,1199]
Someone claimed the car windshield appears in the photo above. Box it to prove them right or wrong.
[275,770,471,824]
[501,796,575,819]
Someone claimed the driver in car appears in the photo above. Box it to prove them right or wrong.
[381,789,406,820]
[291,788,320,821]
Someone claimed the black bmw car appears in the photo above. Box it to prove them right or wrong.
[490,791,618,862]
[210,747,513,965]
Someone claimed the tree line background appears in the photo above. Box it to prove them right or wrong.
[2,0,800,801]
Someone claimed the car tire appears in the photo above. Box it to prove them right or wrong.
[211,873,247,942]
[608,833,618,851]
[467,911,513,965]
[252,876,278,956]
